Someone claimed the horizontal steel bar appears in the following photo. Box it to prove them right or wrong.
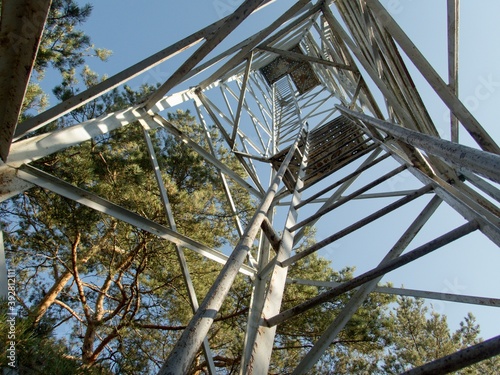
[376,137,500,247]
[286,279,500,307]
[149,114,263,198]
[2,93,194,201]
[144,0,269,111]
[282,184,433,267]
[266,220,479,327]
[13,21,226,138]
[278,189,431,206]
[17,164,255,277]
[375,286,500,308]
[289,164,407,231]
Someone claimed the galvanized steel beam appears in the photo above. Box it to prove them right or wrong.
[266,220,479,327]
[289,164,408,232]
[16,164,255,277]
[286,279,500,308]
[231,53,254,147]
[0,91,194,202]
[198,0,317,90]
[244,130,309,374]
[448,0,460,142]
[14,21,209,138]
[364,0,499,154]
[401,335,500,375]
[157,120,307,375]
[338,106,500,184]
[372,137,500,247]
[142,128,217,374]
[146,113,263,198]
[282,184,433,267]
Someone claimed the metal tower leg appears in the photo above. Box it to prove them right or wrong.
[158,121,307,375]
[243,129,310,374]
[2,1,499,373]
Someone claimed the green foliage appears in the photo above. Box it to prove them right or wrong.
[35,0,111,77]
[379,297,500,375]
[0,301,108,374]
[17,0,111,119]
[382,297,456,373]
[1,71,254,372]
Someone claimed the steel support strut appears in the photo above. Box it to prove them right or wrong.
[142,128,216,374]
[363,0,499,154]
[244,129,310,374]
[267,220,479,327]
[291,195,442,374]
[157,120,307,375]
[144,0,270,110]
[401,335,500,375]
[447,0,460,143]
[0,0,51,160]
[338,106,500,184]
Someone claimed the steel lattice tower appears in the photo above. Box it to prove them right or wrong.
[1,1,499,374]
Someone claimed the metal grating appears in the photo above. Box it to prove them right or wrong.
[260,45,320,94]
[270,116,375,191]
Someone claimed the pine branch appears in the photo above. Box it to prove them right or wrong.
[53,299,84,323]
[70,232,92,322]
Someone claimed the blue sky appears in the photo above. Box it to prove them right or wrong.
[59,0,500,340]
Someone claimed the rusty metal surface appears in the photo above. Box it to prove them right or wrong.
[271,116,375,191]
[0,0,51,161]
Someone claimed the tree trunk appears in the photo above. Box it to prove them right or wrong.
[82,322,96,365]
[32,270,74,325]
